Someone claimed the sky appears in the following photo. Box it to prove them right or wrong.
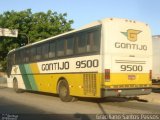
[0,0,159,35]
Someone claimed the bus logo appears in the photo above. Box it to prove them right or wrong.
[121,29,141,42]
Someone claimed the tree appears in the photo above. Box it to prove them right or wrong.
[0,9,74,71]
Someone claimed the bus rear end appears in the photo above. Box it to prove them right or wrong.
[101,18,152,97]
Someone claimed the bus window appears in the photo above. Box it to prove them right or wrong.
[11,53,15,65]
[15,51,20,64]
[20,50,25,63]
[87,32,92,52]
[76,33,86,54]
[49,42,56,58]
[66,37,74,55]
[88,30,100,52]
[30,47,36,62]
[25,49,30,63]
[7,54,12,77]
[36,46,42,61]
[42,43,49,59]
[92,30,100,52]
[57,39,65,57]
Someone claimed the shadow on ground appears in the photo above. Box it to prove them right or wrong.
[0,97,87,120]
[25,90,145,104]
[78,96,148,104]
[24,89,149,104]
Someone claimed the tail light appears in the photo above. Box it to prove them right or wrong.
[149,70,152,81]
[105,69,110,81]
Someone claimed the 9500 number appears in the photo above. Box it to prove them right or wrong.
[76,59,99,68]
[120,65,143,71]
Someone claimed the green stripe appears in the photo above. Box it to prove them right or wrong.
[19,64,32,90]
[24,64,38,90]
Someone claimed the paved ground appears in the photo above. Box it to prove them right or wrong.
[139,88,160,104]
[0,77,7,88]
[1,77,160,104]
[0,76,160,120]
[0,87,160,120]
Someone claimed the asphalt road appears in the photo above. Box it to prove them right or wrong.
[0,88,160,120]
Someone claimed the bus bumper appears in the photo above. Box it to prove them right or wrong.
[101,88,152,97]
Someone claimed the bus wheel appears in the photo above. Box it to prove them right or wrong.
[58,80,75,102]
[13,79,23,93]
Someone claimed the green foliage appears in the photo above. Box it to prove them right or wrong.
[0,9,74,71]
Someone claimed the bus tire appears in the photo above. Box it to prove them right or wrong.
[58,80,74,102]
[13,78,23,93]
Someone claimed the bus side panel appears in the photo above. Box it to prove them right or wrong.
[10,55,102,98]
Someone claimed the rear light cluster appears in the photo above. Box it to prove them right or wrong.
[105,69,110,81]
[104,69,152,82]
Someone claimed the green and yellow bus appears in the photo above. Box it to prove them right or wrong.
[7,18,152,102]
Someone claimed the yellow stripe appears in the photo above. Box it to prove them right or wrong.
[29,63,40,91]
[30,63,40,73]
[21,67,151,98]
